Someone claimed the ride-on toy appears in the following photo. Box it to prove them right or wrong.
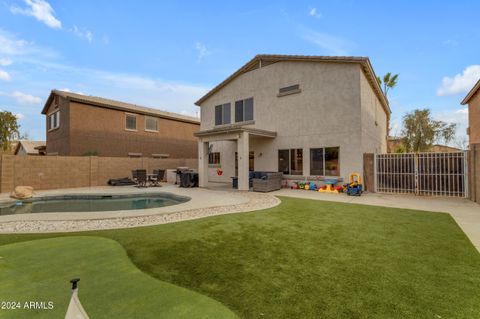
[346,173,363,196]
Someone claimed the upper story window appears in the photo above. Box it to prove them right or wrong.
[125,114,137,130]
[215,103,231,126]
[278,84,301,97]
[47,111,60,131]
[235,97,254,123]
[145,116,158,131]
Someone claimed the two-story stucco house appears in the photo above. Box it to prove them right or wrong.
[194,54,390,190]
[41,90,199,158]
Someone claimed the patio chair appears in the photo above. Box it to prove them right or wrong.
[149,169,165,187]
[135,169,148,187]
[131,170,139,184]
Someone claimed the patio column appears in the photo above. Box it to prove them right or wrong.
[198,139,209,188]
[237,131,249,191]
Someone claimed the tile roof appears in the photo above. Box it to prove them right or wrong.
[42,90,200,124]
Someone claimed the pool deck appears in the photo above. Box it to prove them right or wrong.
[0,184,280,233]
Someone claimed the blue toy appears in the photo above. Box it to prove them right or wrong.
[309,182,317,191]
[346,173,363,196]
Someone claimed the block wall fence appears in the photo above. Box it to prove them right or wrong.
[0,155,197,193]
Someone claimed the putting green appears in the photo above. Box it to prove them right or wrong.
[0,236,236,319]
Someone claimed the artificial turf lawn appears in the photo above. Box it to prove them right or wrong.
[1,196,480,318]
[0,236,236,319]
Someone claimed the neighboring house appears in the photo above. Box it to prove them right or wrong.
[14,140,46,156]
[387,137,462,153]
[461,79,480,147]
[41,90,200,157]
[194,54,390,190]
[462,79,480,203]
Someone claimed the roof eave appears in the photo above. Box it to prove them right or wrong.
[461,79,480,105]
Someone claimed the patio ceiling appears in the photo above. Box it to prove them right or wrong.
[194,126,277,140]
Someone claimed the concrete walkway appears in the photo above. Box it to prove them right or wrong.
[272,189,480,252]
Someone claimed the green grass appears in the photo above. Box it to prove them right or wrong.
[0,236,236,319]
[1,197,480,318]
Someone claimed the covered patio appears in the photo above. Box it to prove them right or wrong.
[195,127,276,190]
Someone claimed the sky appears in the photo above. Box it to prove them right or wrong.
[0,1,479,146]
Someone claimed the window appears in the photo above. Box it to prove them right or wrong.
[309,147,340,176]
[209,152,221,165]
[310,148,324,175]
[235,97,254,123]
[278,149,303,175]
[278,84,301,97]
[48,111,60,130]
[215,103,231,125]
[145,116,158,131]
[125,114,137,130]
[325,147,340,176]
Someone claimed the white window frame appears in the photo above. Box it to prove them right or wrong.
[125,113,137,131]
[47,111,60,131]
[145,116,158,132]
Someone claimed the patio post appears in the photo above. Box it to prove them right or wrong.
[237,131,250,190]
[198,140,209,187]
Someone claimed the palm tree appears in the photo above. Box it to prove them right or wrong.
[376,72,399,97]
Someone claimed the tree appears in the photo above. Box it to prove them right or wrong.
[376,72,399,97]
[401,109,456,152]
[0,111,20,151]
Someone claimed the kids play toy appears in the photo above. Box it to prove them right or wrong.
[346,173,363,196]
[319,178,340,193]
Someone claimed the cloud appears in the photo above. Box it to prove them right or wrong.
[0,69,11,81]
[195,42,211,60]
[15,113,25,120]
[437,65,480,96]
[0,29,57,59]
[308,8,322,19]
[300,27,353,55]
[0,58,13,66]
[10,0,62,29]
[70,25,93,43]
[11,91,42,105]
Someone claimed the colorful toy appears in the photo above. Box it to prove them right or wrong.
[309,182,317,191]
[304,183,310,190]
[346,173,363,196]
[291,182,298,189]
[319,178,340,193]
[298,182,305,189]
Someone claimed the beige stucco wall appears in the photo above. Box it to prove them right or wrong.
[359,70,388,154]
[200,61,388,181]
[468,92,480,145]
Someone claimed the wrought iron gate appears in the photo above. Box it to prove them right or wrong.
[375,152,468,197]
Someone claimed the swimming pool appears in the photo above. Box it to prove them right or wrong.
[0,193,190,215]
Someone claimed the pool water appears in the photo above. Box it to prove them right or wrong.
[0,193,190,215]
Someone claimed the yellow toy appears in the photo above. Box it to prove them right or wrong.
[346,173,363,196]
[318,178,339,193]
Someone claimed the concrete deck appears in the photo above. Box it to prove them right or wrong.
[272,189,480,252]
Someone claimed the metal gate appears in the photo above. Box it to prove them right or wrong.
[375,152,468,197]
